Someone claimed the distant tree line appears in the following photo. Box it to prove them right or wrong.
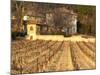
[72,5,96,36]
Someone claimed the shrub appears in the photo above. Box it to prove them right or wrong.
[11,32,17,40]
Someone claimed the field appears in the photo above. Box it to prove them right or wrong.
[11,38,96,74]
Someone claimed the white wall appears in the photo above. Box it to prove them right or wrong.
[73,18,77,34]
[27,24,37,40]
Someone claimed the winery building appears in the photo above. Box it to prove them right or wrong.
[11,3,77,40]
[23,8,77,40]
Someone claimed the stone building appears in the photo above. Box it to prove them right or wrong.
[11,1,77,40]
[24,9,77,40]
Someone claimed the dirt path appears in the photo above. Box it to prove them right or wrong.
[56,42,74,71]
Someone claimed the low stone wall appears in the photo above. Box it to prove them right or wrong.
[36,35,64,41]
[26,35,95,42]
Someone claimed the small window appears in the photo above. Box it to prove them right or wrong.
[30,26,33,31]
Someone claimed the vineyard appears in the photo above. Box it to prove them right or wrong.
[11,39,96,74]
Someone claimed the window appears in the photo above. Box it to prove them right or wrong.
[30,26,33,31]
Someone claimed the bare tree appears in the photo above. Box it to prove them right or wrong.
[12,0,25,32]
